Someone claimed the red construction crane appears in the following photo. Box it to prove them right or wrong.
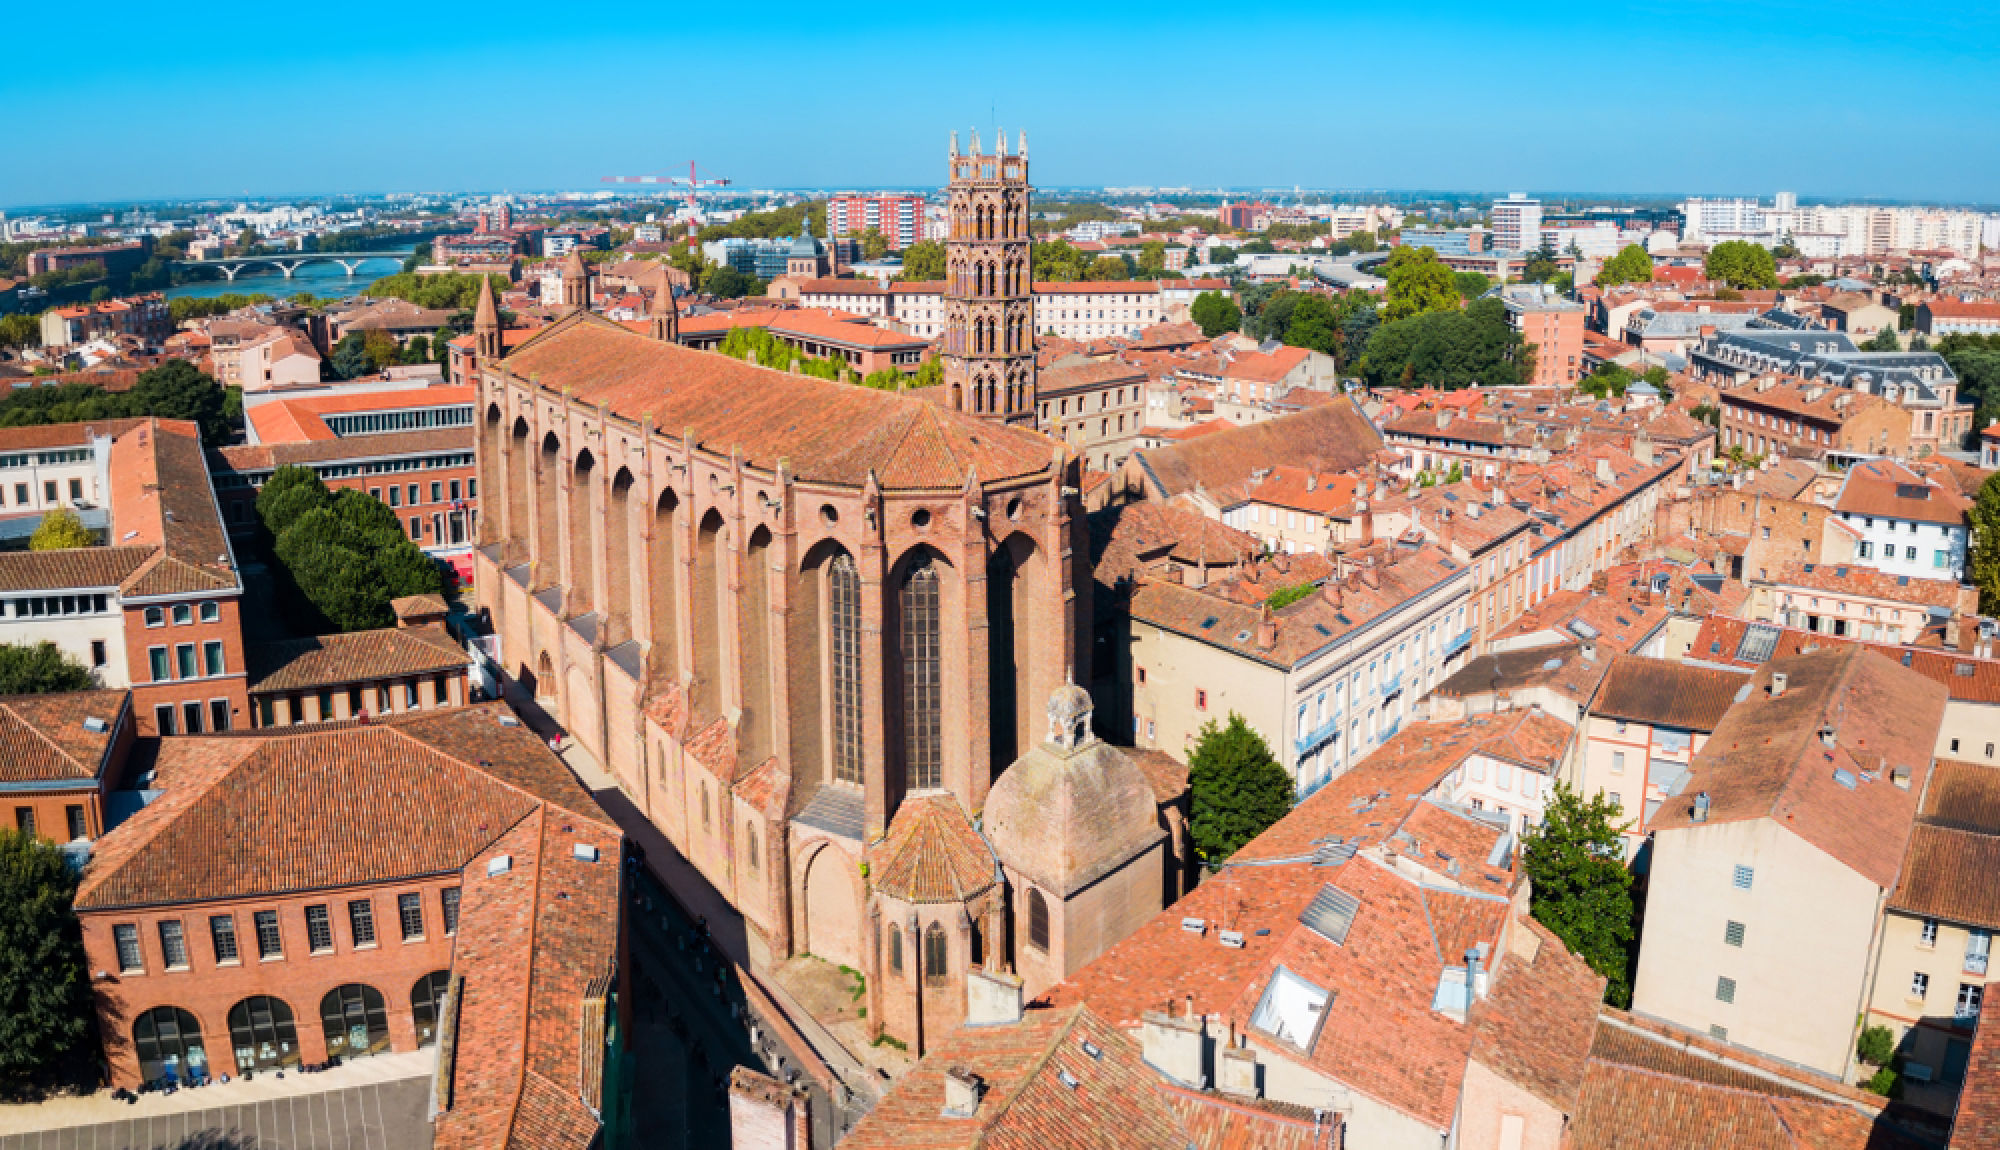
[602,161,731,240]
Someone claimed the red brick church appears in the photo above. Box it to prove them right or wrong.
[470,130,1178,1052]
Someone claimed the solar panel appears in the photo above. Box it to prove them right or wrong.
[1735,623,1781,664]
[1300,885,1360,946]
[1200,615,1219,630]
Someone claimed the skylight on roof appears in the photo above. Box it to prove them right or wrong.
[1200,615,1219,630]
[1250,966,1330,1052]
[1300,884,1360,946]
[1736,623,1781,664]
[1567,620,1600,640]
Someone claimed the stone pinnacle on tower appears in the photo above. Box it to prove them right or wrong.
[648,272,679,344]
[474,274,500,361]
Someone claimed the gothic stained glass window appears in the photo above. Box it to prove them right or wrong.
[902,559,942,791]
[830,555,864,785]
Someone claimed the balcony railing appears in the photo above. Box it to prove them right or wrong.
[1294,712,1342,757]
[1379,717,1402,743]
[1967,952,1990,976]
[1379,672,1404,700]
[1441,628,1475,659]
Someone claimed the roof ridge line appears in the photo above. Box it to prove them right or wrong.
[74,736,269,906]
[968,1005,1085,1146]
[499,803,548,1150]
[0,700,90,777]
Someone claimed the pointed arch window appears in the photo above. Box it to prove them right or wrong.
[901,558,942,791]
[1028,888,1050,953]
[924,921,949,986]
[890,925,904,973]
[829,554,864,785]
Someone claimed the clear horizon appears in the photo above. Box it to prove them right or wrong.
[6,0,1997,209]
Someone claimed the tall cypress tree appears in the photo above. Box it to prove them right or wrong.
[1188,714,1294,866]
[1522,782,1636,1005]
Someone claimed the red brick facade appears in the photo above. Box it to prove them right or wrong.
[123,596,250,735]
[82,877,461,1084]
[473,312,1090,1053]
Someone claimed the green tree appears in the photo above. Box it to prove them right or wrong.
[128,360,235,446]
[1861,326,1901,352]
[704,265,758,299]
[0,642,95,694]
[256,464,334,536]
[1523,782,1636,1005]
[1284,294,1340,355]
[1579,363,1635,399]
[28,508,92,551]
[362,271,509,312]
[1704,240,1778,290]
[402,335,430,364]
[0,313,39,348]
[1523,240,1560,285]
[896,240,946,281]
[1190,291,1242,338]
[1969,472,2000,615]
[329,333,370,380]
[1596,244,1653,287]
[1857,1025,1895,1068]
[1084,255,1129,282]
[1362,297,1527,389]
[1209,245,1237,265]
[1382,246,1460,321]
[0,828,95,1093]
[1452,271,1491,301]
[1138,241,1167,273]
[1187,714,1294,865]
[860,227,889,261]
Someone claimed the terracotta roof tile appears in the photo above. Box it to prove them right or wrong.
[0,689,127,785]
[1650,648,1946,889]
[1129,400,1382,503]
[867,792,997,904]
[1953,989,2000,1149]
[1468,917,1603,1111]
[246,623,465,693]
[498,313,1058,490]
[1591,654,1745,731]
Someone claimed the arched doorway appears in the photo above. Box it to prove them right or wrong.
[227,995,299,1072]
[412,971,452,1047]
[133,1006,208,1084]
[320,984,391,1059]
[801,845,862,969]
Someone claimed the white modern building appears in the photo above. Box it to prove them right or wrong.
[1492,194,1542,251]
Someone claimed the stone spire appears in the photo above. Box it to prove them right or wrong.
[648,272,679,344]
[970,126,982,155]
[997,128,1008,156]
[473,274,501,361]
[1018,129,1028,158]
[950,129,960,157]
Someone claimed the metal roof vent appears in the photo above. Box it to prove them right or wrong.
[487,854,513,877]
[1182,917,1207,935]
[82,716,108,733]
[1833,768,1857,790]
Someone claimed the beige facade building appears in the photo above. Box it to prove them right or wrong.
[1033,360,1147,472]
[1634,647,1948,1081]
[1866,759,2000,1115]
[1570,655,1742,852]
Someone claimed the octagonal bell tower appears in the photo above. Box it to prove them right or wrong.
[943,128,1035,426]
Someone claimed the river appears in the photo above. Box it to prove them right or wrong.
[164,247,416,303]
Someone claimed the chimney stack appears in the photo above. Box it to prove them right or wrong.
[1141,1011,1206,1089]
[1770,671,1787,698]
[942,1067,986,1118]
[1693,792,1711,823]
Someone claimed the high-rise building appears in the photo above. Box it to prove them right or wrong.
[942,129,1035,425]
[827,194,925,250]
[1492,194,1542,252]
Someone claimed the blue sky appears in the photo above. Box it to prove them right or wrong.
[5,0,1998,209]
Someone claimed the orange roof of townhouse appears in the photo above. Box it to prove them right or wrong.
[1044,719,1602,1133]
[1835,459,1974,525]
[766,308,930,348]
[246,385,475,444]
[1160,417,1235,442]
[1128,399,1382,503]
[1222,345,1311,384]
[1033,280,1163,295]
[1888,759,2000,932]
[1590,654,1746,732]
[1241,465,1361,516]
[839,1003,1332,1150]
[0,689,128,786]
[1924,298,2000,319]
[495,311,1061,490]
[1953,984,2000,1149]
[1650,647,1947,890]
[1039,360,1147,397]
[1687,614,2000,705]
[1770,559,1974,612]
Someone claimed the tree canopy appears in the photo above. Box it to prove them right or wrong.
[1970,471,2000,615]
[28,508,92,551]
[1190,291,1241,338]
[1861,326,1901,352]
[1595,244,1654,287]
[0,359,238,446]
[1187,714,1294,866]
[1284,293,1340,355]
[0,642,95,695]
[703,265,763,300]
[362,271,508,312]
[1704,241,1778,290]
[1382,246,1461,322]
[1523,782,1636,1005]
[0,829,95,1094]
[896,240,946,281]
[1361,296,1527,389]
[257,467,445,633]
